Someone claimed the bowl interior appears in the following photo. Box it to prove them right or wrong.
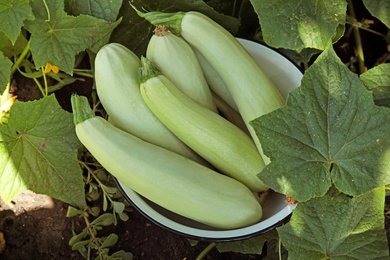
[116,38,303,241]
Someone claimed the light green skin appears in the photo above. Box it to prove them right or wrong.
[180,12,285,165]
[94,43,207,166]
[140,75,269,192]
[193,49,239,112]
[146,32,217,112]
[75,116,263,229]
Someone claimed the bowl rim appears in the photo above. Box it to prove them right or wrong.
[115,178,295,242]
[114,38,302,242]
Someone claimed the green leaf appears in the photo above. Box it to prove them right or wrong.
[250,0,347,51]
[0,0,34,44]
[102,192,108,211]
[360,63,390,107]
[71,240,91,251]
[101,233,118,249]
[278,187,389,259]
[362,0,390,28]
[0,95,86,208]
[251,46,390,202]
[110,0,239,57]
[0,51,12,91]
[216,230,278,255]
[89,206,100,217]
[91,213,115,226]
[118,211,129,222]
[112,201,125,214]
[66,205,81,217]
[69,229,88,247]
[64,0,123,53]
[110,250,133,259]
[64,0,123,22]
[0,31,28,59]
[24,0,121,74]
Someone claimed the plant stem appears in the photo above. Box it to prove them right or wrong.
[83,214,96,240]
[10,38,31,76]
[80,161,114,206]
[345,19,386,37]
[32,77,46,97]
[196,242,216,260]
[347,0,365,74]
[41,68,48,96]
[278,238,282,260]
[73,71,94,78]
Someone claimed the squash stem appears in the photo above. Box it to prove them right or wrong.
[137,56,160,84]
[130,4,184,36]
[71,95,95,125]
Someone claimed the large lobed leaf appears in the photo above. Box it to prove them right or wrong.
[251,46,390,202]
[250,0,347,51]
[24,0,121,75]
[362,0,390,29]
[0,0,34,44]
[0,95,85,208]
[360,63,390,108]
[278,187,389,259]
[216,230,278,255]
[64,0,123,22]
[0,51,12,91]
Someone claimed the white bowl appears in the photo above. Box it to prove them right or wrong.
[116,38,302,241]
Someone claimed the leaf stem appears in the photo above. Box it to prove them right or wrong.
[345,19,386,37]
[278,238,282,260]
[195,242,216,260]
[73,69,94,78]
[10,38,31,76]
[347,0,365,74]
[32,77,46,97]
[43,0,51,22]
[83,214,96,240]
[41,67,48,96]
[79,161,115,209]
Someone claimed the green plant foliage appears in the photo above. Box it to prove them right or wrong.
[23,0,121,74]
[250,0,347,51]
[0,94,86,208]
[0,51,12,91]
[362,0,390,28]
[360,63,390,107]
[278,187,389,259]
[216,230,278,255]
[64,0,123,22]
[251,46,390,202]
[0,0,34,44]
[110,0,240,57]
[67,154,132,259]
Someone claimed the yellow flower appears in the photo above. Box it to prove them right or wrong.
[44,63,59,74]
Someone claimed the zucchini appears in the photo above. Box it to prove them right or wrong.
[194,49,238,112]
[134,10,285,165]
[94,43,208,166]
[71,95,263,229]
[211,90,249,136]
[139,57,268,192]
[146,25,217,112]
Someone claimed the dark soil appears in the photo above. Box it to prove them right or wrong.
[0,191,264,260]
